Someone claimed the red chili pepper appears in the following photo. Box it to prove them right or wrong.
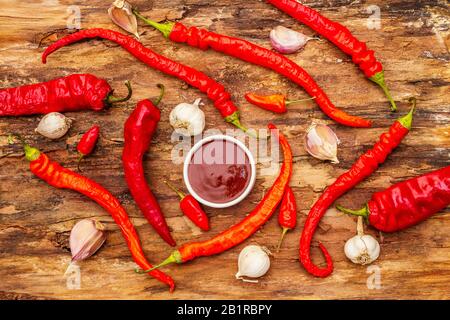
[138,123,292,273]
[122,84,176,247]
[17,139,174,292]
[76,125,100,171]
[299,98,416,278]
[244,93,314,114]
[134,13,372,128]
[277,186,297,251]
[164,180,209,231]
[266,0,397,112]
[41,29,250,133]
[336,166,450,232]
[0,74,132,116]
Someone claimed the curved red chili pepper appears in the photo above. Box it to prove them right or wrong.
[134,14,372,128]
[277,186,297,250]
[0,74,132,116]
[300,99,416,277]
[337,166,450,232]
[122,88,176,247]
[41,29,250,133]
[266,0,397,112]
[165,180,210,231]
[19,142,174,292]
[76,125,100,171]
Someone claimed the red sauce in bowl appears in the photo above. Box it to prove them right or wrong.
[187,139,251,204]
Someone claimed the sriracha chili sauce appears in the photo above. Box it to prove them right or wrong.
[188,139,251,204]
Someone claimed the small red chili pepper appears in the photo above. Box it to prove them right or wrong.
[164,180,209,231]
[277,186,297,251]
[336,166,450,233]
[14,137,174,292]
[76,125,100,171]
[134,13,372,128]
[122,84,176,247]
[299,98,416,278]
[138,123,292,273]
[0,74,132,116]
[42,29,250,134]
[245,93,314,114]
[266,0,397,112]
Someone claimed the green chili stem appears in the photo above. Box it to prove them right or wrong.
[164,180,186,200]
[397,97,416,130]
[285,96,316,105]
[370,71,397,112]
[135,251,182,273]
[106,81,132,104]
[133,10,175,38]
[8,134,40,161]
[153,84,165,106]
[335,204,368,218]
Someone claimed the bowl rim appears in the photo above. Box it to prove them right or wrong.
[183,134,256,208]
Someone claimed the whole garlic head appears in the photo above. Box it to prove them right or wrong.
[236,245,270,282]
[169,98,205,136]
[344,217,380,265]
[35,112,72,139]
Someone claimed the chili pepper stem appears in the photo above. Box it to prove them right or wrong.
[9,134,41,161]
[224,112,257,138]
[164,180,186,199]
[398,97,416,130]
[133,10,175,38]
[285,96,316,105]
[370,71,397,112]
[277,227,290,252]
[77,153,84,172]
[136,250,183,273]
[106,81,133,105]
[154,84,165,106]
[336,204,369,222]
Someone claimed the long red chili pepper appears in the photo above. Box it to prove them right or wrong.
[134,13,372,128]
[299,98,416,278]
[17,140,175,292]
[41,29,250,133]
[0,74,132,116]
[277,186,297,251]
[336,166,450,232]
[122,85,176,246]
[76,125,100,171]
[164,180,210,231]
[138,123,293,273]
[266,0,397,112]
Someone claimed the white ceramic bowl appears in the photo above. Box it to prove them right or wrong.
[183,135,256,208]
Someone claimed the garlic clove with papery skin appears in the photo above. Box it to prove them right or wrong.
[108,0,140,39]
[169,98,206,136]
[70,219,106,262]
[304,123,340,163]
[344,217,380,265]
[35,112,72,139]
[235,245,270,282]
[270,26,318,54]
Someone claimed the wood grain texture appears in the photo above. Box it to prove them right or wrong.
[0,0,449,300]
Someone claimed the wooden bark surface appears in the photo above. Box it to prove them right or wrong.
[0,0,449,299]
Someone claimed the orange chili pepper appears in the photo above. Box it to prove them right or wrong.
[245,92,314,114]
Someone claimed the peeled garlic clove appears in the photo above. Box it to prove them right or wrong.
[270,25,315,54]
[70,219,106,262]
[169,98,206,136]
[304,123,340,163]
[108,0,139,39]
[35,112,72,139]
[235,245,270,281]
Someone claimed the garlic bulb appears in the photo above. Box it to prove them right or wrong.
[35,112,72,139]
[344,217,380,265]
[70,219,106,262]
[304,123,340,163]
[108,0,139,39]
[236,245,270,282]
[169,98,206,136]
[270,26,318,54]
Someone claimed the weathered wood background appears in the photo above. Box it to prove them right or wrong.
[0,0,449,300]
